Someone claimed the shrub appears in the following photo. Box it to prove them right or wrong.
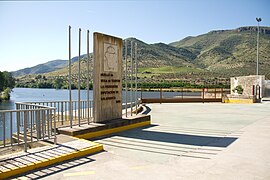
[233,85,244,94]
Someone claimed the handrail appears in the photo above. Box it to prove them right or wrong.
[23,100,94,128]
[0,103,57,152]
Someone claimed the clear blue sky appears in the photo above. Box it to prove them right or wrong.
[0,0,269,72]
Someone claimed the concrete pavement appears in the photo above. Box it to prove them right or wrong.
[13,102,270,180]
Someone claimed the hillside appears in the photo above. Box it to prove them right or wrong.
[170,26,270,78]
[12,60,68,77]
[12,55,87,77]
[14,26,270,87]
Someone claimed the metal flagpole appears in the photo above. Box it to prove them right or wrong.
[68,25,73,128]
[130,41,133,116]
[87,30,90,124]
[125,40,128,117]
[135,42,138,114]
[78,28,81,126]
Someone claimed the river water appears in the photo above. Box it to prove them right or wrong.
[0,88,200,140]
[0,88,199,110]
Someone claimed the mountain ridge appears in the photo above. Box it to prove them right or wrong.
[12,26,270,79]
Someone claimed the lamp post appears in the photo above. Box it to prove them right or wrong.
[256,17,262,75]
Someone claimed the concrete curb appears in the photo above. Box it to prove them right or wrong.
[75,121,151,139]
[0,140,103,180]
[224,99,254,103]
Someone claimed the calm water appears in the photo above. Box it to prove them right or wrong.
[0,88,197,110]
[0,88,94,110]
[0,88,199,140]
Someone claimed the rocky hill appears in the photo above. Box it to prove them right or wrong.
[169,26,270,78]
[12,55,87,77]
[13,26,270,81]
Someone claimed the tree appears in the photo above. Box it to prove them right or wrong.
[0,71,4,91]
[53,77,64,89]
[2,71,15,89]
[0,71,15,91]
[0,71,15,100]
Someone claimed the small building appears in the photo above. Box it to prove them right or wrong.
[230,75,265,98]
[224,75,265,103]
[265,80,270,97]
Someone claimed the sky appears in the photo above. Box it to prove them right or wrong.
[0,0,269,72]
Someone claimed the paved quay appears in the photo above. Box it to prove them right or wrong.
[12,101,270,180]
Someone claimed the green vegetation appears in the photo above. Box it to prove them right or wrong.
[139,66,204,74]
[169,27,270,78]
[233,85,244,94]
[0,71,15,101]
[128,82,229,89]
[13,26,270,89]
[16,74,93,90]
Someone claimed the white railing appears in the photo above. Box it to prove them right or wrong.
[0,102,56,152]
[27,100,94,128]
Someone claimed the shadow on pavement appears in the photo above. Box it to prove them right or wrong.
[11,155,96,179]
[120,128,237,148]
[95,125,237,148]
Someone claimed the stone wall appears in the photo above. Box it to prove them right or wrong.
[230,75,265,98]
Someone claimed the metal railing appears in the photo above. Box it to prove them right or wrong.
[0,102,56,152]
[27,100,139,127]
[140,88,230,103]
[27,100,94,128]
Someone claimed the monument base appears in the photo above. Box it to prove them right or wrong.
[57,114,151,139]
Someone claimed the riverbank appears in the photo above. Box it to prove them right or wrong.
[0,88,11,101]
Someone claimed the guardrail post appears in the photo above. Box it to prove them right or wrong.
[10,112,13,147]
[160,88,162,104]
[36,110,41,139]
[3,113,6,147]
[17,110,20,146]
[182,87,184,99]
[47,109,50,139]
[1,103,57,151]
[24,110,28,152]
[61,102,63,125]
[202,88,205,104]
[42,110,45,139]
[221,88,223,99]
[54,108,57,144]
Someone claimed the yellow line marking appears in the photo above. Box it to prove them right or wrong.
[224,99,254,104]
[0,140,103,180]
[63,171,95,177]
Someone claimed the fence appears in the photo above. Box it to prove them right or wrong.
[140,88,230,103]
[0,102,56,152]
[27,100,139,127]
[28,100,93,128]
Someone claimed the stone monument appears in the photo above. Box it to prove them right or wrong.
[93,32,123,122]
